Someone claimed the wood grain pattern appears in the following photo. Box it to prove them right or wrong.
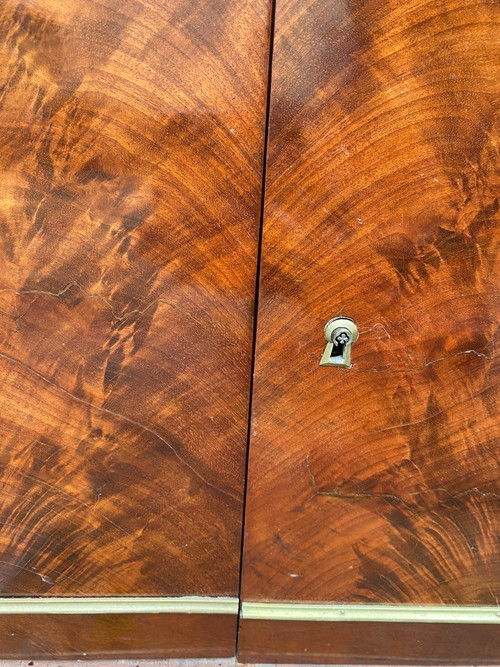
[0,0,270,596]
[0,613,237,659]
[242,0,500,606]
[238,619,500,664]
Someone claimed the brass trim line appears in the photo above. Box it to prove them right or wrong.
[0,597,239,615]
[241,602,500,624]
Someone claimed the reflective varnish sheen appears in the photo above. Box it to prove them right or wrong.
[241,0,500,622]
[0,0,270,600]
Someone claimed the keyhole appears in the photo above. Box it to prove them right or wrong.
[329,340,346,364]
[329,328,351,364]
[320,317,358,368]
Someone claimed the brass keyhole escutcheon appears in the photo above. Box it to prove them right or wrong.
[319,317,359,368]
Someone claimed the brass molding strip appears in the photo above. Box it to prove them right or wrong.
[0,597,239,615]
[241,602,500,624]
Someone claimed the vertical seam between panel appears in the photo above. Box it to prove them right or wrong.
[235,0,278,657]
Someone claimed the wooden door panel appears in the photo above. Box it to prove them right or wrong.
[242,0,500,608]
[0,0,270,597]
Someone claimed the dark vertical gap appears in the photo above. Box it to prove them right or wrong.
[235,0,277,655]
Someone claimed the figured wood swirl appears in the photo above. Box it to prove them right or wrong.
[0,0,270,596]
[242,0,500,606]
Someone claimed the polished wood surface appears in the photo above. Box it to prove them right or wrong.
[0,613,237,659]
[242,0,500,607]
[0,0,270,596]
[238,619,500,664]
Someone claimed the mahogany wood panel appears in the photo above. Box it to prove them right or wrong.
[0,0,270,596]
[242,0,500,607]
[238,619,500,664]
[0,613,237,659]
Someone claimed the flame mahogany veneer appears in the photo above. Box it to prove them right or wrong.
[240,0,500,661]
[0,0,270,655]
